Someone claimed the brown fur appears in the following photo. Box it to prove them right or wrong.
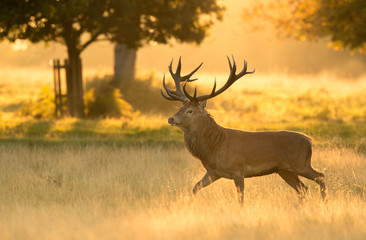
[169,101,326,205]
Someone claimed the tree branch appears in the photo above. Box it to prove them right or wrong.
[80,31,103,53]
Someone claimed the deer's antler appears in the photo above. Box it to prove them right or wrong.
[183,55,255,103]
[160,57,203,103]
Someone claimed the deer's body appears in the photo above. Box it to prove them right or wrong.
[186,115,312,179]
[162,56,326,204]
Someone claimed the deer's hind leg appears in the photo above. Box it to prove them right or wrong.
[297,167,326,201]
[278,170,308,201]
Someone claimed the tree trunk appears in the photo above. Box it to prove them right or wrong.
[66,47,85,118]
[113,43,137,90]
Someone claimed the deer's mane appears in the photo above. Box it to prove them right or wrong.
[184,112,225,162]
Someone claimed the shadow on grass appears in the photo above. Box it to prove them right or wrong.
[26,121,53,137]
[2,118,184,147]
[66,119,101,139]
[7,120,54,138]
[2,103,23,112]
[0,137,184,149]
[2,117,366,153]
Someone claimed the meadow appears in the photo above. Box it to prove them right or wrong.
[0,67,366,239]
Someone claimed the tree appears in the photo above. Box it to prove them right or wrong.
[243,0,366,54]
[0,0,110,117]
[110,0,225,90]
[113,44,136,90]
[0,0,224,117]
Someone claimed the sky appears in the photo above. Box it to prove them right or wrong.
[0,0,365,78]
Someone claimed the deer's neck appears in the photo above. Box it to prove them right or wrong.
[184,114,225,162]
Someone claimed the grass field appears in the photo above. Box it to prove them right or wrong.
[0,143,365,239]
[0,67,366,239]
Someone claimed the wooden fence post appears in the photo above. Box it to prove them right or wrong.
[52,59,68,118]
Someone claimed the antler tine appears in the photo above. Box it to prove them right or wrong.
[210,78,217,95]
[160,88,174,101]
[162,74,176,97]
[168,58,176,79]
[161,74,178,100]
[163,65,188,102]
[237,59,256,78]
[226,55,238,84]
[231,54,236,70]
[227,55,233,71]
[182,80,192,102]
[176,56,182,75]
[168,57,202,82]
[181,62,203,82]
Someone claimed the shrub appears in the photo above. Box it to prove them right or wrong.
[86,72,181,115]
[122,73,180,114]
[20,86,55,119]
[85,82,137,118]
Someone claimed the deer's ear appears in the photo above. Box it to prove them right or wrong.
[199,100,207,109]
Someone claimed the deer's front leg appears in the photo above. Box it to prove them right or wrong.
[234,177,244,206]
[193,171,220,195]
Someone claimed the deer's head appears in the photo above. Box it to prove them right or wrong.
[161,56,255,132]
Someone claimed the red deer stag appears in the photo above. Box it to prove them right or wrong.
[161,56,326,205]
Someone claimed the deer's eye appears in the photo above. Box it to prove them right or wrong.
[186,110,193,114]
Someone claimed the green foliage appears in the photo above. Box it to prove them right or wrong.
[310,0,366,53]
[0,0,224,50]
[244,0,366,53]
[20,86,55,119]
[85,82,136,118]
[108,0,225,47]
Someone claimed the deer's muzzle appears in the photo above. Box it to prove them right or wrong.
[168,117,179,126]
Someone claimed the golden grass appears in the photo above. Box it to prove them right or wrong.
[0,144,365,240]
[1,67,366,239]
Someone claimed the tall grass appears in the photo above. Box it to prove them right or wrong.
[0,143,365,239]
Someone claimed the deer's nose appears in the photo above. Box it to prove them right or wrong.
[168,117,174,125]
